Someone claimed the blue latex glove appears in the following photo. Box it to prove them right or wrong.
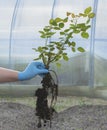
[18,61,48,81]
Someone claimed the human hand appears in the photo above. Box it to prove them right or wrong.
[18,61,48,81]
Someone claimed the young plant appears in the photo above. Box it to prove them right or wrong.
[33,6,95,69]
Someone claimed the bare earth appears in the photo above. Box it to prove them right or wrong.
[0,102,107,130]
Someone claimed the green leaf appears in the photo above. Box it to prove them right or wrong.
[54,27,61,30]
[88,13,95,18]
[42,47,48,50]
[64,29,70,32]
[45,32,56,38]
[45,35,51,38]
[84,7,92,15]
[56,62,61,68]
[72,47,76,52]
[44,28,50,32]
[79,13,87,17]
[39,31,45,34]
[85,25,91,30]
[77,47,85,52]
[49,19,54,24]
[54,54,61,61]
[56,46,61,50]
[63,17,68,22]
[38,47,43,52]
[59,23,64,28]
[32,48,37,51]
[60,31,65,35]
[55,42,61,46]
[50,47,55,51]
[81,31,89,39]
[71,41,76,47]
[63,55,69,61]
[77,23,85,28]
[70,24,75,29]
[55,17,63,23]
[67,32,73,39]
[74,29,80,34]
[49,19,57,26]
[81,25,91,31]
[47,32,56,35]
[86,18,90,24]
[40,35,46,38]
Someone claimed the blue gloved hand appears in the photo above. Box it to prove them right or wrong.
[18,61,48,81]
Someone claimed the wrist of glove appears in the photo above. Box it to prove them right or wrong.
[18,61,48,81]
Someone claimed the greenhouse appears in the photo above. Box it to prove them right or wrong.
[0,0,107,97]
[0,0,107,130]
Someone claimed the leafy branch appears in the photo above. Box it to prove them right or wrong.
[33,6,95,68]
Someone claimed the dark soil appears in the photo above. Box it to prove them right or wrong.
[0,102,107,130]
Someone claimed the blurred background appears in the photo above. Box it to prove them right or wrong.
[0,0,107,98]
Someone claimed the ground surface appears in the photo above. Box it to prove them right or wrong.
[0,102,107,130]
